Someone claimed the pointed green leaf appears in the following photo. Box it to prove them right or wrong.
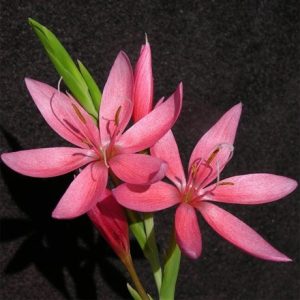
[126,209,147,249]
[78,60,102,111]
[159,232,181,300]
[28,18,84,83]
[143,213,162,292]
[46,50,97,118]
[127,283,142,300]
[28,18,98,118]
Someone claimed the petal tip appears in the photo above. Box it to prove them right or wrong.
[272,255,293,263]
[51,208,76,220]
[185,249,201,260]
[24,77,36,88]
[289,178,298,193]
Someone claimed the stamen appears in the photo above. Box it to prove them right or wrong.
[101,147,109,168]
[50,93,84,141]
[63,119,81,134]
[57,76,63,94]
[216,160,220,184]
[72,103,87,124]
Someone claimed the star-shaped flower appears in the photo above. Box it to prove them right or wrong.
[2,52,182,219]
[114,103,297,261]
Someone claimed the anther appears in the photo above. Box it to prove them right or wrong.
[218,182,234,186]
[207,147,220,165]
[114,106,122,126]
[72,103,87,124]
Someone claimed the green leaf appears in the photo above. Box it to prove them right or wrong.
[127,283,143,300]
[28,18,98,118]
[46,50,97,118]
[143,213,162,292]
[159,231,181,300]
[126,209,147,250]
[78,60,102,111]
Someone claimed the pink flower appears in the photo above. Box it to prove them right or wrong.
[133,39,153,122]
[1,52,182,219]
[114,103,297,261]
[88,190,129,259]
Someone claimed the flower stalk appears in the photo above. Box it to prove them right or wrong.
[121,254,150,300]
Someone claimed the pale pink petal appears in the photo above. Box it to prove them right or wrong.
[204,174,298,204]
[151,130,186,188]
[99,52,133,143]
[175,203,202,259]
[52,161,108,219]
[88,190,129,257]
[1,147,95,177]
[133,42,153,122]
[113,181,180,212]
[118,83,183,153]
[189,103,242,187]
[25,78,100,149]
[197,202,291,262]
[109,153,167,184]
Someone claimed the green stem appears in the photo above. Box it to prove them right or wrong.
[159,228,181,300]
[126,210,162,293]
[121,254,150,300]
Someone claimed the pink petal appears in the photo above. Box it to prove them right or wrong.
[113,181,180,212]
[109,153,167,184]
[133,41,153,122]
[88,190,129,257]
[197,202,291,262]
[99,52,133,143]
[204,174,298,204]
[175,203,202,259]
[118,83,183,153]
[151,130,186,188]
[1,147,95,177]
[25,78,100,149]
[189,103,242,187]
[52,161,108,219]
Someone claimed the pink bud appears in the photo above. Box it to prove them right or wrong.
[133,40,154,122]
[88,190,129,259]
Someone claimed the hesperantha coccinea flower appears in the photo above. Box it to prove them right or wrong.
[113,103,297,261]
[1,51,183,219]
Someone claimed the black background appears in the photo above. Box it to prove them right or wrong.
[1,1,299,299]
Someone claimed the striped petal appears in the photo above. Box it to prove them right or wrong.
[52,161,108,219]
[99,51,133,143]
[151,130,186,188]
[175,203,202,259]
[197,202,291,262]
[118,83,182,153]
[25,78,100,149]
[204,174,298,204]
[113,181,180,212]
[1,147,94,177]
[109,153,167,185]
[133,41,153,122]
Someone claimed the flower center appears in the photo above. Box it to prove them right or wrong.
[181,143,235,205]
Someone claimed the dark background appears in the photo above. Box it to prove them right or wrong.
[0,1,299,299]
